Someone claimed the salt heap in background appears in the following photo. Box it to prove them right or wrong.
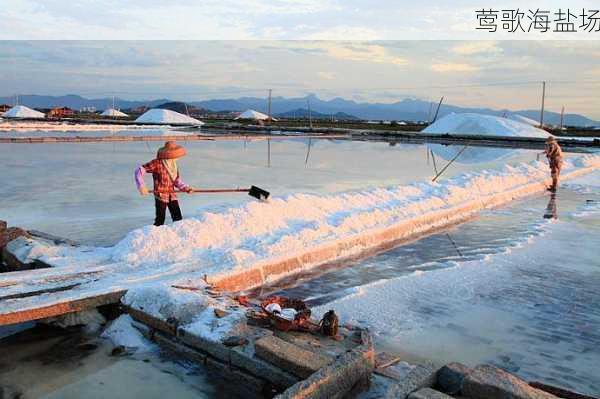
[135,109,203,125]
[235,109,273,121]
[425,113,550,163]
[505,113,541,127]
[101,108,129,117]
[3,105,45,119]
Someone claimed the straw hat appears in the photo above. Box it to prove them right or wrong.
[546,135,557,143]
[157,141,186,159]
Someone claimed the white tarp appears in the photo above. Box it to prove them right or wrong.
[3,105,45,119]
[135,109,203,125]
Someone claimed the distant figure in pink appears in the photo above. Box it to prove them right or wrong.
[544,136,563,192]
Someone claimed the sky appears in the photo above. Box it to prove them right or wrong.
[2,0,600,40]
[1,41,599,119]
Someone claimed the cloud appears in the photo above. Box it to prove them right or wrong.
[321,43,408,66]
[451,41,502,55]
[300,26,380,40]
[430,62,480,73]
[317,71,335,80]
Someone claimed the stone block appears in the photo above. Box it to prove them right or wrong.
[462,364,558,399]
[385,364,437,399]
[178,327,233,363]
[254,335,333,379]
[276,348,375,399]
[436,362,472,395]
[230,345,299,389]
[204,355,265,396]
[409,387,454,399]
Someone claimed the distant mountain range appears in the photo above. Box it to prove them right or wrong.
[274,108,359,120]
[1,94,598,127]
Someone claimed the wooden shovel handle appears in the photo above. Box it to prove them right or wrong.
[149,188,250,194]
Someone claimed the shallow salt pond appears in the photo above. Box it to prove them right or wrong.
[271,172,600,396]
[0,136,541,245]
[1,135,598,397]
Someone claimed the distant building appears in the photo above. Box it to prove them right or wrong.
[47,107,75,118]
[80,106,97,113]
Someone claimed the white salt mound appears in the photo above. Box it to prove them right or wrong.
[424,113,548,138]
[425,113,550,163]
[3,105,45,119]
[101,108,128,117]
[505,113,541,127]
[235,109,273,121]
[135,109,203,125]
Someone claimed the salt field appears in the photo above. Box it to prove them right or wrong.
[1,132,599,397]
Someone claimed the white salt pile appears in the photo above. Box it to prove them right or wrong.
[505,113,541,127]
[100,108,129,117]
[425,113,550,163]
[235,109,271,121]
[3,105,45,119]
[135,109,203,125]
[424,113,548,138]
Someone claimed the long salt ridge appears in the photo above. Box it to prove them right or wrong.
[22,154,600,292]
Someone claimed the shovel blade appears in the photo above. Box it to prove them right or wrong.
[248,185,270,200]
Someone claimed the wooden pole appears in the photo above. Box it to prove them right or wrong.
[308,98,313,129]
[305,138,312,166]
[430,149,439,175]
[267,137,271,168]
[539,81,546,128]
[432,96,444,123]
[432,145,467,182]
[267,89,272,122]
[559,105,564,131]
[427,101,434,123]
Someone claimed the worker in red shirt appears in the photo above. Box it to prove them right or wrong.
[135,141,193,226]
[544,136,563,192]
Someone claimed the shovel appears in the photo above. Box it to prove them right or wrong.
[152,185,270,200]
[189,185,270,200]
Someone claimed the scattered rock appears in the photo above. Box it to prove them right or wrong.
[436,362,472,395]
[110,345,137,357]
[0,384,24,399]
[222,335,249,347]
[214,308,229,318]
[5,227,30,242]
[462,364,558,399]
[2,235,51,271]
[76,342,99,351]
[408,387,455,399]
